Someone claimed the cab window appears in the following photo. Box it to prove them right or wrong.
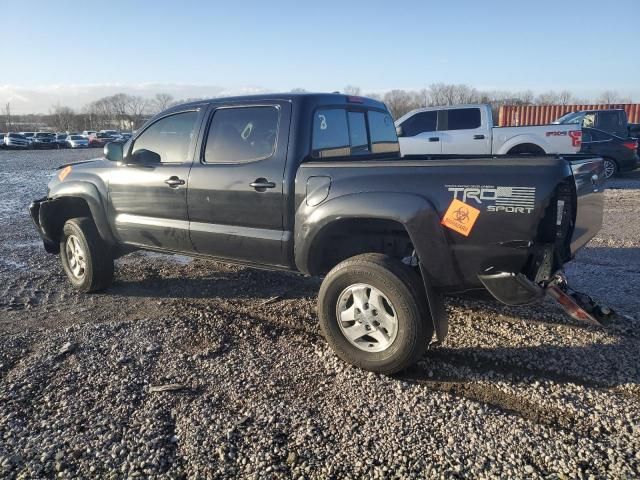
[131,111,199,163]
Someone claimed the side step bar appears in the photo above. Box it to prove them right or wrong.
[479,270,613,325]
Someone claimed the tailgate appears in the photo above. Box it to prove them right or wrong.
[568,156,605,254]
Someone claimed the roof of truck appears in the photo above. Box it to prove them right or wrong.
[167,92,387,112]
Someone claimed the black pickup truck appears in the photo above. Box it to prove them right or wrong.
[30,93,605,373]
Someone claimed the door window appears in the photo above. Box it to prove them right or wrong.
[596,111,622,131]
[204,106,279,163]
[131,111,199,163]
[446,108,481,130]
[400,111,437,137]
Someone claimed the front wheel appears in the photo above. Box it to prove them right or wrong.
[60,217,114,292]
[318,253,433,374]
[602,158,618,179]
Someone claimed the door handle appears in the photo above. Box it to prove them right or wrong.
[428,137,440,142]
[165,176,185,188]
[250,178,276,191]
[473,134,485,140]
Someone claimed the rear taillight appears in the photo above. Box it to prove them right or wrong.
[623,141,638,150]
[569,130,582,147]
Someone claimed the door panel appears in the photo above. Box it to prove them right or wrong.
[109,164,193,250]
[397,110,441,155]
[108,109,202,251]
[439,107,491,155]
[187,101,292,267]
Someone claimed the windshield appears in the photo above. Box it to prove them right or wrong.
[36,132,55,138]
[554,112,583,124]
[23,132,35,137]
[57,134,67,139]
[70,135,84,140]
[9,133,26,139]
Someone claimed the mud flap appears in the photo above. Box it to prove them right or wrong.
[419,264,448,344]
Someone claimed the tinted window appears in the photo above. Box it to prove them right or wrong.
[400,111,437,137]
[446,108,481,130]
[205,106,278,163]
[312,109,350,157]
[132,111,198,164]
[368,111,399,154]
[597,111,622,130]
[348,111,369,154]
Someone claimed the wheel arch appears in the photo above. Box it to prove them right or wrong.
[39,181,116,251]
[497,135,549,155]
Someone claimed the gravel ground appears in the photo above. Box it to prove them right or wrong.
[0,148,639,479]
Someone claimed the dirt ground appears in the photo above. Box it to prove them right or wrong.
[0,148,639,479]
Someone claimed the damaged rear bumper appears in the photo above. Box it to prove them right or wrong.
[478,270,611,325]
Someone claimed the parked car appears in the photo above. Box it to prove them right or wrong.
[580,128,639,178]
[553,109,630,138]
[65,135,89,149]
[55,133,69,148]
[119,132,133,141]
[29,93,605,374]
[32,132,57,149]
[99,129,121,138]
[395,104,582,156]
[82,130,97,139]
[4,132,30,149]
[0,133,4,148]
[88,132,114,148]
[20,132,36,147]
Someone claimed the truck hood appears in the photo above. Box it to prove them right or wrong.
[56,157,109,170]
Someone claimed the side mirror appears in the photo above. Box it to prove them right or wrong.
[395,125,404,137]
[104,142,123,162]
[131,148,161,165]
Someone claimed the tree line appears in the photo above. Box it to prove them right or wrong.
[1,85,634,132]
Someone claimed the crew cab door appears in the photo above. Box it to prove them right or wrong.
[108,109,203,251]
[396,110,441,155]
[438,107,491,155]
[186,101,292,267]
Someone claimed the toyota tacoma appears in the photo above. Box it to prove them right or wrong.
[30,93,605,373]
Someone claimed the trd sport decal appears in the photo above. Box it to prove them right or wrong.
[446,184,536,214]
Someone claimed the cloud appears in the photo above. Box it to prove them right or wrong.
[0,83,272,114]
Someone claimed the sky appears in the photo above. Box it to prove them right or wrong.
[1,0,638,113]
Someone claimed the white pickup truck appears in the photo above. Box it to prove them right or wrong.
[395,104,582,156]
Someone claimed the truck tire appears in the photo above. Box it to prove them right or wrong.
[318,253,432,374]
[60,217,114,292]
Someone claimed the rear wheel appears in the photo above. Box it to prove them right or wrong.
[318,253,432,374]
[507,143,545,155]
[602,158,618,179]
[60,217,114,292]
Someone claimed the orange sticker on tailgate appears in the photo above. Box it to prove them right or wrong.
[441,199,480,237]
[58,166,72,181]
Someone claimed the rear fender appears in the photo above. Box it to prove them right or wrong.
[295,192,455,342]
[496,134,550,155]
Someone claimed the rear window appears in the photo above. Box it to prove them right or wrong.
[312,108,399,158]
[446,108,481,130]
[368,111,399,154]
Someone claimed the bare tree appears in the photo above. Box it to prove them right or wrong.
[383,90,422,119]
[290,88,308,93]
[50,105,76,131]
[597,90,620,104]
[151,93,174,113]
[343,85,361,96]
